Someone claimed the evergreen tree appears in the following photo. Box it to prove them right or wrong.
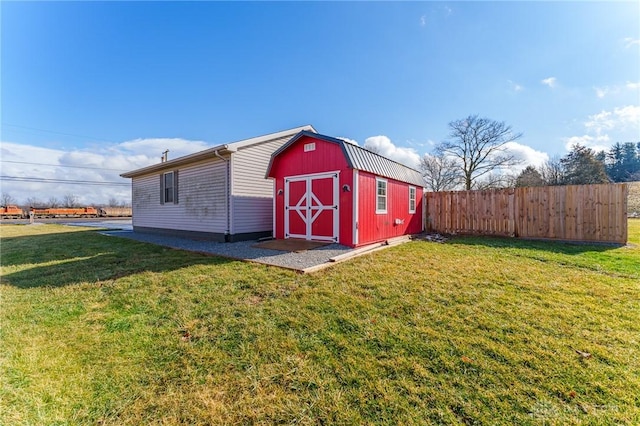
[605,143,626,182]
[560,144,609,185]
[605,142,640,182]
[515,166,545,187]
[621,142,640,180]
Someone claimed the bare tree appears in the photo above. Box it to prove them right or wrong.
[474,173,514,189]
[47,196,60,208]
[25,196,45,208]
[63,193,79,208]
[436,115,523,190]
[419,154,461,192]
[108,197,120,207]
[1,192,16,206]
[502,171,520,188]
[539,156,563,186]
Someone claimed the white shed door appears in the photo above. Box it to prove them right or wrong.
[284,172,339,242]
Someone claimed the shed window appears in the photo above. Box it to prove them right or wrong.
[160,171,179,204]
[376,178,387,214]
[409,186,416,213]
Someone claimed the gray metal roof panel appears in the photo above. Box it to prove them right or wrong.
[342,142,426,187]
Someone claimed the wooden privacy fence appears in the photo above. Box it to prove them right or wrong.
[425,183,628,244]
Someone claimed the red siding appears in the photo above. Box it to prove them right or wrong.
[357,171,423,246]
[269,134,424,247]
[269,135,354,245]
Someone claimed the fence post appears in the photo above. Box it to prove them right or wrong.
[513,187,518,238]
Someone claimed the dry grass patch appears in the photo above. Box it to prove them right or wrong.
[628,181,640,216]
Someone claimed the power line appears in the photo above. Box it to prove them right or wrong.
[1,123,117,143]
[1,160,128,172]
[0,176,129,186]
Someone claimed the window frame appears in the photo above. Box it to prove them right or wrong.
[160,170,178,205]
[164,172,174,204]
[375,177,387,214]
[408,186,416,214]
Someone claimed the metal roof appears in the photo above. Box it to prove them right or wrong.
[267,131,426,187]
[121,125,316,178]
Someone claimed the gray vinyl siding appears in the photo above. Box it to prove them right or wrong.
[232,135,291,196]
[230,196,274,234]
[131,158,228,233]
[230,135,290,234]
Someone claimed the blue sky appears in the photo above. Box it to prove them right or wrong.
[1,1,639,204]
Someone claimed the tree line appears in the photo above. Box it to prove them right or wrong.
[1,193,130,208]
[514,142,640,188]
[420,114,639,191]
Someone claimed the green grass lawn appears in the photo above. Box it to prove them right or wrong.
[1,221,639,425]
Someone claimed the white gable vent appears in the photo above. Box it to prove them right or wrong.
[304,142,316,152]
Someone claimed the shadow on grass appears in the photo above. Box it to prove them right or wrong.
[0,229,110,268]
[446,234,622,255]
[1,230,233,289]
[443,233,639,279]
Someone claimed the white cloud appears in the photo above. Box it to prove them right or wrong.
[118,138,209,159]
[357,136,545,173]
[563,135,611,153]
[470,142,549,176]
[626,81,640,90]
[508,80,523,92]
[594,87,606,98]
[563,105,640,152]
[594,86,618,99]
[363,135,421,169]
[623,37,640,48]
[0,138,208,205]
[420,6,451,28]
[541,77,557,88]
[336,136,359,146]
[594,82,639,98]
[503,142,549,168]
[0,134,428,205]
[584,105,640,134]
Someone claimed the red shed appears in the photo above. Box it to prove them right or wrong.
[266,131,425,247]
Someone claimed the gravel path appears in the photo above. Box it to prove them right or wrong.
[68,220,133,231]
[102,230,353,272]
